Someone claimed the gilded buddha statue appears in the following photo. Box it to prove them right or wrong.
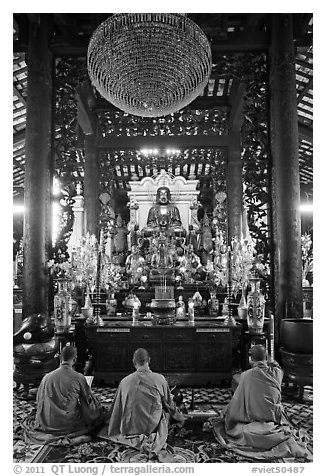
[143,186,186,238]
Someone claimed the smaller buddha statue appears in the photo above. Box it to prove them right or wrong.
[188,297,195,322]
[106,292,117,317]
[186,224,199,252]
[125,245,146,286]
[175,295,186,319]
[179,244,206,283]
[150,235,175,285]
[208,291,219,317]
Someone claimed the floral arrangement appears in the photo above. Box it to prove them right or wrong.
[50,232,98,293]
[301,233,313,284]
[100,254,123,292]
[205,234,270,297]
[205,259,228,290]
[50,232,124,297]
[230,236,256,294]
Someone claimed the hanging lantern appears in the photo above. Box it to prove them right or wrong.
[87,13,212,117]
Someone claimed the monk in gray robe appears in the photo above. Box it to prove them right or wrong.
[211,345,312,460]
[25,346,108,444]
[98,348,187,462]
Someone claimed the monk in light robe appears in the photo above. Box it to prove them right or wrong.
[25,346,108,444]
[98,348,187,462]
[211,345,312,461]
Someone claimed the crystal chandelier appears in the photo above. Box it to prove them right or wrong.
[87,13,212,117]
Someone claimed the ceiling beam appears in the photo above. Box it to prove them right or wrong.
[13,130,26,147]
[297,77,313,104]
[13,157,25,172]
[96,135,229,150]
[295,59,313,70]
[13,84,26,106]
[298,124,313,143]
[95,95,230,112]
[47,31,269,57]
[211,32,268,52]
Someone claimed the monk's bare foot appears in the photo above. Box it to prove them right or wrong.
[69,435,92,445]
[157,447,179,463]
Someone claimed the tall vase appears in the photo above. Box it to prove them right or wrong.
[247,278,265,333]
[54,280,71,333]
[237,287,248,319]
[82,291,94,324]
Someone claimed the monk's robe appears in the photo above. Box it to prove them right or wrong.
[212,361,312,460]
[25,363,107,444]
[98,368,185,455]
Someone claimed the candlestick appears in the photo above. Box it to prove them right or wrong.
[270,314,275,361]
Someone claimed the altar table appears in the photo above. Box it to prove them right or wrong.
[84,318,241,385]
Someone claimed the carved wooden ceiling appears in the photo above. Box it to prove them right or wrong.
[13,13,313,200]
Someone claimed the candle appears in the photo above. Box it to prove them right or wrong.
[270,314,275,361]
[270,314,274,335]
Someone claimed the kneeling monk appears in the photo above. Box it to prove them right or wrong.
[98,348,187,461]
[211,345,312,460]
[25,346,108,444]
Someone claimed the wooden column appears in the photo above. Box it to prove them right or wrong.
[227,81,246,242]
[76,80,99,239]
[23,15,53,318]
[269,14,303,331]
[227,131,242,241]
[84,133,99,238]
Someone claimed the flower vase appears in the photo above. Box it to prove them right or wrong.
[247,278,265,333]
[237,288,248,319]
[82,292,94,324]
[54,281,71,333]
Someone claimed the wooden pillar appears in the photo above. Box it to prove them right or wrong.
[227,131,243,241]
[269,14,303,333]
[23,15,53,318]
[227,81,245,242]
[84,133,99,239]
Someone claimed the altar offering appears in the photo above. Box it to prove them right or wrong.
[148,285,176,325]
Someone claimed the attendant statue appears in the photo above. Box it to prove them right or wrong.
[199,212,214,265]
[125,245,146,286]
[113,214,128,255]
[143,186,185,238]
[180,244,206,283]
[130,223,141,247]
[186,224,199,252]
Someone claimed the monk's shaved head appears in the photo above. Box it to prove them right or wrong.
[133,348,150,366]
[250,344,266,362]
[61,345,77,362]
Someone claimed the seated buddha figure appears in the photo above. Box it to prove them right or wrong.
[150,234,175,285]
[125,245,147,286]
[143,187,186,238]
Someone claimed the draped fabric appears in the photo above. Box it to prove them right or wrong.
[211,362,312,460]
[24,363,107,444]
[97,368,185,455]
